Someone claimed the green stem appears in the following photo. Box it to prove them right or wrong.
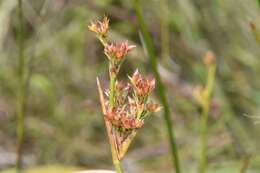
[199,64,216,173]
[160,0,170,61]
[108,65,123,173]
[109,70,116,108]
[199,104,209,173]
[132,1,181,173]
[113,159,124,173]
[16,0,25,172]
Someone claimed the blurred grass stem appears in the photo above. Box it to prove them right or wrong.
[132,0,181,173]
[199,64,216,173]
[16,0,25,172]
[160,0,170,61]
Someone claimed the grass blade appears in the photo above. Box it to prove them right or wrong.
[131,0,181,173]
[16,0,25,172]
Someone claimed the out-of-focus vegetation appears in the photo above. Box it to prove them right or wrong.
[0,0,260,173]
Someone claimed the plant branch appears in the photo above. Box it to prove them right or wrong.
[199,64,216,173]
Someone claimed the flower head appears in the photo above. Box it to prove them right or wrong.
[122,117,144,129]
[203,51,215,66]
[146,103,161,113]
[129,70,156,98]
[105,41,136,60]
[88,16,109,37]
[192,85,206,106]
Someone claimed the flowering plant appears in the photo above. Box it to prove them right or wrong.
[89,16,160,173]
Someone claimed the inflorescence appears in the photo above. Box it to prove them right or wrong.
[89,16,160,161]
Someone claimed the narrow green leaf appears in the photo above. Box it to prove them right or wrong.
[131,0,181,173]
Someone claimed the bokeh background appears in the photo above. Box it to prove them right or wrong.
[0,0,260,172]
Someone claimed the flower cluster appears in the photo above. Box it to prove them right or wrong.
[89,16,160,161]
[105,41,136,76]
[130,69,155,99]
[104,70,160,130]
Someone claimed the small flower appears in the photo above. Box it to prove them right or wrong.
[115,81,130,92]
[146,103,161,113]
[88,16,109,37]
[192,85,205,106]
[203,51,215,66]
[122,117,144,129]
[105,41,136,60]
[129,70,156,98]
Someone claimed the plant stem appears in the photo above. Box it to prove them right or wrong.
[109,70,116,108]
[199,103,209,173]
[132,1,181,173]
[240,156,251,173]
[97,78,124,173]
[160,0,170,61]
[16,0,25,172]
[199,64,216,173]
[108,65,124,173]
[113,159,124,173]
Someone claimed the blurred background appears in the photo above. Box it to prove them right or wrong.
[0,0,260,172]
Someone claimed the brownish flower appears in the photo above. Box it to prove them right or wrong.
[88,16,109,37]
[203,51,215,66]
[146,103,161,113]
[129,70,156,98]
[122,117,144,129]
[105,41,136,60]
[192,85,205,106]
[115,81,130,92]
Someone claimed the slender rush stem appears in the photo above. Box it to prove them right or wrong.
[132,1,181,173]
[113,160,123,173]
[108,66,124,173]
[199,103,210,173]
[109,70,116,108]
[199,64,216,173]
[16,0,25,172]
[160,0,170,61]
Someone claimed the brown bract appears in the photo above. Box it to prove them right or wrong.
[104,41,136,60]
[88,16,109,37]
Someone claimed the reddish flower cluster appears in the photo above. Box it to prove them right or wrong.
[105,41,136,60]
[104,108,144,130]
[103,71,160,130]
[130,70,156,98]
